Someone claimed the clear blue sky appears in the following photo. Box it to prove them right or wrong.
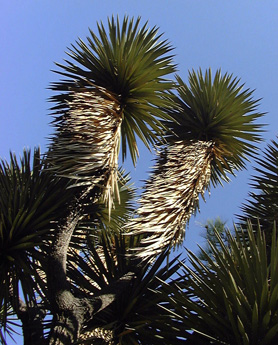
[1,1,278,342]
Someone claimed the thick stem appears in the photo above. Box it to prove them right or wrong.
[128,140,214,258]
[20,306,46,345]
[46,182,136,345]
[47,188,90,344]
[47,273,135,345]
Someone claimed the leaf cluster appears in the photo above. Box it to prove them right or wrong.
[0,148,73,328]
[239,138,278,245]
[67,233,182,344]
[165,69,264,185]
[160,223,278,344]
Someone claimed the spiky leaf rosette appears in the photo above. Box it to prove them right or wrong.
[128,140,214,257]
[67,233,182,345]
[167,69,264,185]
[48,16,175,206]
[128,69,264,258]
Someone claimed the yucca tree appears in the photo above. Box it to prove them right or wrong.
[128,69,264,258]
[197,217,229,263]
[1,15,270,345]
[0,147,145,345]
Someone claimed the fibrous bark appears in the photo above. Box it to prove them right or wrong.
[48,87,122,211]
[128,140,214,257]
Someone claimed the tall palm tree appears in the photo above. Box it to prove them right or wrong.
[128,69,264,258]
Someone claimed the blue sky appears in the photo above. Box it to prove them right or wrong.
[1,1,278,342]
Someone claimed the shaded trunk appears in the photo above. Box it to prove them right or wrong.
[47,211,84,344]
[45,194,135,344]
[46,273,135,345]
[9,287,46,345]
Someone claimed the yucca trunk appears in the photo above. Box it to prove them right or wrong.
[49,86,122,208]
[129,140,214,257]
[47,88,123,344]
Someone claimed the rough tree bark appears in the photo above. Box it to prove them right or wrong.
[42,188,135,345]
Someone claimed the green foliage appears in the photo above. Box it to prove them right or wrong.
[0,15,271,345]
[68,232,182,344]
[165,69,264,185]
[160,223,278,344]
[239,138,278,245]
[0,305,18,345]
[0,148,72,328]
